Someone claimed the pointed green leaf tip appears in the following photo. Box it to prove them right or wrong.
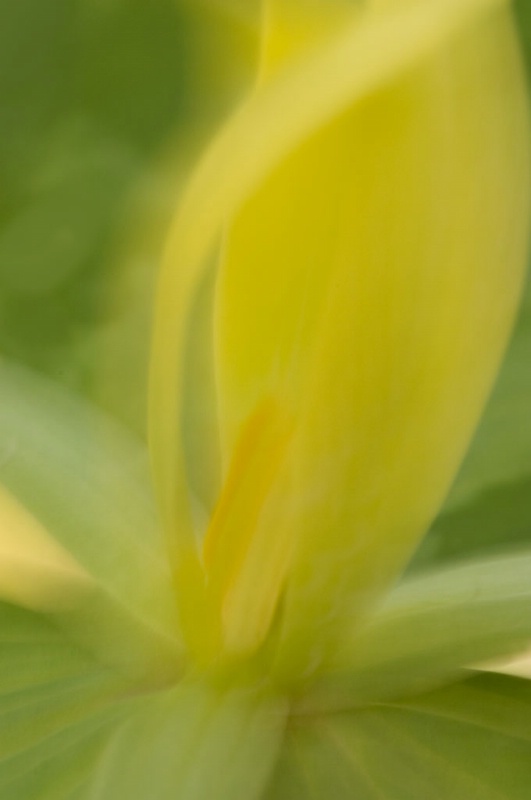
[151,0,530,671]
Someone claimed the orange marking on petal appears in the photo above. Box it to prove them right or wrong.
[202,397,293,637]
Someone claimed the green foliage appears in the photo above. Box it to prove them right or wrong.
[267,674,531,799]
[413,279,531,571]
[0,362,174,636]
[87,682,286,800]
[0,602,125,800]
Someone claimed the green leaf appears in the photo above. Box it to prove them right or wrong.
[87,680,287,800]
[309,551,531,707]
[0,601,127,800]
[411,473,531,572]
[448,282,531,510]
[267,672,531,800]
[195,0,261,27]
[414,282,531,571]
[0,361,184,682]
[0,361,176,640]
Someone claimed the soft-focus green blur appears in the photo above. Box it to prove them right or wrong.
[0,0,259,430]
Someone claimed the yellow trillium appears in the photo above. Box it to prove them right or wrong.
[0,2,530,797]
[0,0,527,689]
[148,0,530,679]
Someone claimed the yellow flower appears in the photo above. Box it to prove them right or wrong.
[149,0,530,679]
[0,2,530,797]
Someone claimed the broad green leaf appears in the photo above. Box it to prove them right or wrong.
[307,552,531,707]
[87,680,287,800]
[0,601,127,800]
[266,672,531,800]
[0,361,177,642]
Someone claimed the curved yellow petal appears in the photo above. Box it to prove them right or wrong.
[151,0,506,531]
[151,0,525,664]
[215,3,529,666]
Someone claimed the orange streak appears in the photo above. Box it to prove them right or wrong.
[202,397,293,626]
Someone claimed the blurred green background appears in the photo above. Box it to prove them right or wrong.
[0,0,259,422]
[0,0,531,571]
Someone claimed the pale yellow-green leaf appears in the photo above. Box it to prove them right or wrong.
[0,482,181,685]
[0,363,183,682]
[301,551,531,709]
[87,680,287,800]
[0,361,178,643]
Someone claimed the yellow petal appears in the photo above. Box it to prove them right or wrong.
[151,0,508,517]
[260,0,355,78]
[151,0,525,664]
[215,2,529,668]
[202,397,295,652]
[0,484,92,611]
